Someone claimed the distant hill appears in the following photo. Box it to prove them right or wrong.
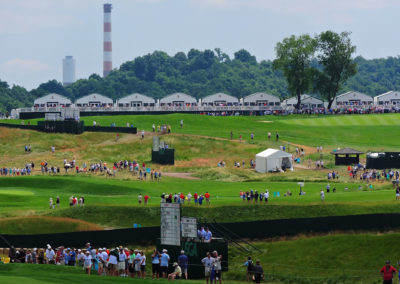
[1,48,400,112]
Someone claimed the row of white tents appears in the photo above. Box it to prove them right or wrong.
[33,90,400,108]
[34,92,281,108]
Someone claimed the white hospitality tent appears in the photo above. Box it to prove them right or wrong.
[255,148,293,173]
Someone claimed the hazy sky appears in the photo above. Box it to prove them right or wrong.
[0,0,399,90]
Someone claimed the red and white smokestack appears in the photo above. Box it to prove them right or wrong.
[103,3,112,77]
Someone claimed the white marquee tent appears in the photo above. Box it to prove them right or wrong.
[255,148,293,173]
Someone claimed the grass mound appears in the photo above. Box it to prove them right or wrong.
[0,216,102,235]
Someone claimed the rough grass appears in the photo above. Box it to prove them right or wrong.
[0,216,102,235]
[227,231,398,283]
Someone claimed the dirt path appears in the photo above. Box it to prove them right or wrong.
[283,141,317,155]
[162,172,200,180]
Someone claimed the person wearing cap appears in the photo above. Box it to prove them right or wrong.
[101,248,109,276]
[178,250,189,280]
[168,262,182,281]
[45,245,55,264]
[201,252,215,284]
[134,249,142,278]
[84,251,92,275]
[252,260,264,284]
[380,260,397,284]
[69,248,76,267]
[97,248,105,275]
[160,249,170,278]
[32,248,38,264]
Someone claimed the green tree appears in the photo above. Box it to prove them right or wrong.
[273,35,316,109]
[315,31,357,109]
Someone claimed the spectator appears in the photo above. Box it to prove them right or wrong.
[202,252,215,284]
[213,251,222,284]
[151,249,161,280]
[253,260,264,284]
[168,262,182,280]
[83,251,92,275]
[160,249,170,278]
[244,256,253,282]
[380,260,396,284]
[178,250,188,280]
[204,227,212,243]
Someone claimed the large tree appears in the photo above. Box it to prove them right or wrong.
[273,34,316,109]
[314,31,357,109]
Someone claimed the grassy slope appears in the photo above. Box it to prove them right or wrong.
[0,175,399,232]
[6,112,400,149]
[0,216,102,235]
[227,232,396,283]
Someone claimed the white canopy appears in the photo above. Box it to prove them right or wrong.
[255,148,293,173]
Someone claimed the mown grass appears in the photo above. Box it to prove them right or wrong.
[6,112,400,149]
[0,175,398,233]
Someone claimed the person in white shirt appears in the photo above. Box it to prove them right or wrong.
[320,189,325,201]
[135,250,142,278]
[108,248,118,276]
[118,248,127,276]
[187,193,192,203]
[201,252,215,284]
[84,251,92,275]
[45,246,55,264]
[97,248,105,276]
[140,250,146,278]
[264,190,269,203]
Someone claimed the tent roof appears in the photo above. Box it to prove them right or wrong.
[330,148,364,155]
[256,148,292,158]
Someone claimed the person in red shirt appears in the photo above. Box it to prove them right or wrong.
[380,260,397,284]
[180,193,185,204]
[204,192,210,204]
[194,193,198,205]
[144,194,149,205]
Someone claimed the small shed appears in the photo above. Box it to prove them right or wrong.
[243,92,281,106]
[201,93,239,106]
[331,148,364,165]
[117,93,155,107]
[255,148,293,173]
[75,93,113,107]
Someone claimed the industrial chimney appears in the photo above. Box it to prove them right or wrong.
[62,56,76,86]
[103,3,112,77]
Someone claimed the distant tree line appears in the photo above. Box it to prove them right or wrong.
[1,37,400,112]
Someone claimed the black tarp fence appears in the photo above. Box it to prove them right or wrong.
[0,122,137,134]
[366,152,400,169]
[2,214,400,248]
[84,126,137,134]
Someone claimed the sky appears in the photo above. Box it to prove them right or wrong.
[0,0,399,90]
